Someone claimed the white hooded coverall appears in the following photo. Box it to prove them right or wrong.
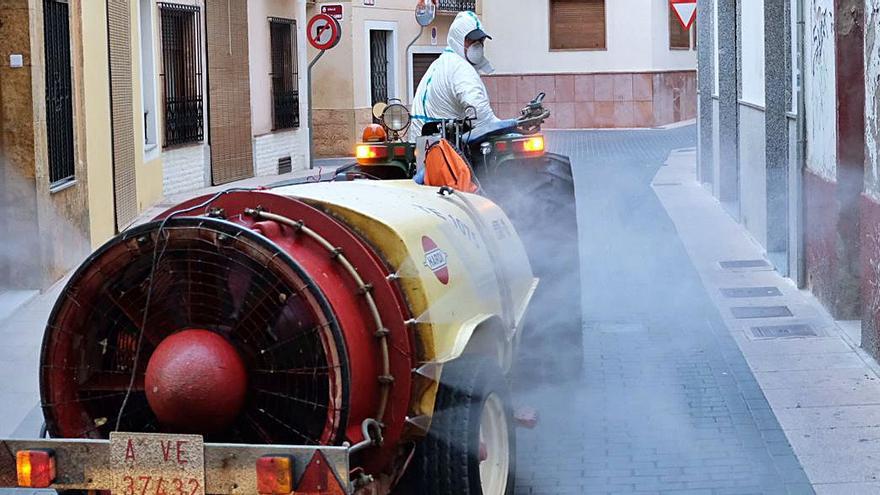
[409,11,503,141]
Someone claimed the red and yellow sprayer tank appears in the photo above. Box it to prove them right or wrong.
[37,179,537,488]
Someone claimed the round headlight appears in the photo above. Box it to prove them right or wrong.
[382,104,411,132]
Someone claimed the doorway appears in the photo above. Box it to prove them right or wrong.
[370,30,389,107]
[365,22,398,110]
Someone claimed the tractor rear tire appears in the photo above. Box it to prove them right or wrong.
[479,153,583,381]
[396,356,515,495]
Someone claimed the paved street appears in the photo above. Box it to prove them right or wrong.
[513,126,814,494]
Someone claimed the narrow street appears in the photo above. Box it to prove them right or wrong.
[513,127,813,494]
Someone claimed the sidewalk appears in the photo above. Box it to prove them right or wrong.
[656,149,880,494]
[0,165,325,438]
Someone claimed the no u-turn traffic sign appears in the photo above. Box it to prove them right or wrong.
[670,0,697,31]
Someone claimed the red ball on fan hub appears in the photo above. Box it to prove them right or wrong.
[145,329,248,433]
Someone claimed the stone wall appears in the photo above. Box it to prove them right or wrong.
[483,71,697,128]
[312,108,372,158]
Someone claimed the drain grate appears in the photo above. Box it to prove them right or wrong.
[720,287,783,298]
[720,259,772,269]
[751,324,818,339]
[730,306,793,319]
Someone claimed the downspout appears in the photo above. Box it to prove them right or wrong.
[795,0,807,287]
[405,26,425,105]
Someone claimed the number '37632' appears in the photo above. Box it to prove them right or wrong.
[121,475,201,495]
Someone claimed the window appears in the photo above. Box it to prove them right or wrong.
[549,0,606,51]
[139,0,159,151]
[669,5,691,50]
[158,3,203,147]
[43,0,75,186]
[269,18,300,130]
[412,52,441,95]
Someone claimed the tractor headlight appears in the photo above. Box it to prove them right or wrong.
[382,104,411,132]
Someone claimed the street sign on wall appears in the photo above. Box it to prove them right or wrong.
[321,4,343,21]
[307,13,342,51]
[670,0,697,31]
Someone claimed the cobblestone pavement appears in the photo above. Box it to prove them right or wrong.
[512,126,814,494]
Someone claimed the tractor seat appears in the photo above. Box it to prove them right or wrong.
[465,119,520,145]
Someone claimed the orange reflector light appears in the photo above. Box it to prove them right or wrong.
[355,144,389,160]
[256,455,294,495]
[16,450,55,488]
[522,136,545,152]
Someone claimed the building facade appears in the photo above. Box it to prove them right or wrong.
[309,0,698,158]
[696,0,880,361]
[308,0,471,157]
[149,0,311,194]
[0,0,164,290]
[482,0,698,128]
[0,0,311,291]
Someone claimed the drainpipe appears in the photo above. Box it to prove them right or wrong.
[405,26,424,104]
[795,0,807,287]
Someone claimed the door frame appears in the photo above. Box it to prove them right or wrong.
[363,20,399,106]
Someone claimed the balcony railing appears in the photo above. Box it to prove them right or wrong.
[437,0,476,12]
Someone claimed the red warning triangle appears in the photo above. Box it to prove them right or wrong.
[296,451,346,495]
[670,0,697,31]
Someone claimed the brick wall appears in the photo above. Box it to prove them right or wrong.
[253,130,308,177]
[163,144,209,195]
[484,71,697,128]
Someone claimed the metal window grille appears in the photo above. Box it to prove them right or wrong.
[43,0,76,186]
[437,0,476,12]
[159,3,204,147]
[269,18,300,130]
[369,30,389,108]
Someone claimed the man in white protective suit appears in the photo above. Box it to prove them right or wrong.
[409,11,511,142]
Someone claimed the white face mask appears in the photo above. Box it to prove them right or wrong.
[466,42,485,66]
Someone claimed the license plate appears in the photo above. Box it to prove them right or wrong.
[109,432,205,495]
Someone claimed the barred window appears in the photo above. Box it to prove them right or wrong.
[44,0,75,186]
[549,0,606,51]
[270,18,300,130]
[159,3,204,147]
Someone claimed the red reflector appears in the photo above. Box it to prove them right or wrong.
[256,455,294,495]
[393,146,407,157]
[296,451,345,494]
[494,141,508,152]
[16,450,56,488]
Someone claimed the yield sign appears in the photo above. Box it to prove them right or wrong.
[670,0,697,31]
